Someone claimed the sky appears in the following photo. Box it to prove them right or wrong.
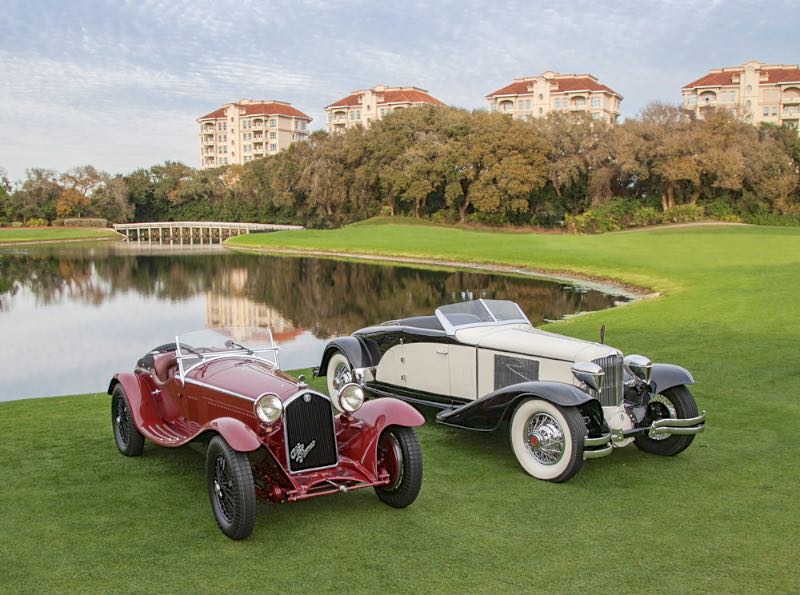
[1,0,799,182]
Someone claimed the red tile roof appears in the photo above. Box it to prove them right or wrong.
[683,66,800,89]
[198,107,226,120]
[198,102,311,121]
[326,87,444,109]
[488,76,621,98]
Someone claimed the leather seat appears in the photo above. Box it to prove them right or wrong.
[153,352,178,386]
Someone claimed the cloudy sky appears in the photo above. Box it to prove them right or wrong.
[1,0,798,181]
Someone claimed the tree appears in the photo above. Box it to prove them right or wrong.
[6,169,62,222]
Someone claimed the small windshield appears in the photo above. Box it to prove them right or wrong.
[176,327,279,372]
[435,299,529,333]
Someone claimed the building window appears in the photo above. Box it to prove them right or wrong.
[269,119,276,127]
[270,143,277,151]
[553,97,561,108]
[591,97,601,108]
[538,93,543,101]
[270,131,276,139]
[592,112,601,120]
[688,94,697,105]
[772,106,778,116]
[574,98,585,108]
[763,106,770,116]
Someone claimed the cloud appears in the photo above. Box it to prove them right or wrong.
[0,0,798,180]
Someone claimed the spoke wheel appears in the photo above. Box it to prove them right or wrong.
[326,351,354,412]
[375,427,422,508]
[510,399,586,482]
[524,413,566,465]
[635,385,699,457]
[111,384,144,457]
[206,435,256,540]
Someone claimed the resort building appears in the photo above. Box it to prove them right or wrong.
[197,99,312,168]
[324,85,444,133]
[682,61,800,130]
[486,71,622,123]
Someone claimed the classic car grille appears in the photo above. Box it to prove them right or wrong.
[284,392,338,473]
[591,355,624,407]
[494,354,539,390]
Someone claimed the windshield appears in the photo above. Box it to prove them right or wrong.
[176,327,279,373]
[435,299,529,333]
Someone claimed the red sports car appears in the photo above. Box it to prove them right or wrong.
[108,328,424,539]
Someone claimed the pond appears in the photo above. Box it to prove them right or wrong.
[0,242,630,400]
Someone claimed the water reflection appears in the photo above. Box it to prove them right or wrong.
[0,243,628,400]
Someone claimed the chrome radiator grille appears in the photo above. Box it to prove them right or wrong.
[591,355,624,407]
[284,392,338,473]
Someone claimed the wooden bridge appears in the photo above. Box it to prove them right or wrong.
[113,221,303,245]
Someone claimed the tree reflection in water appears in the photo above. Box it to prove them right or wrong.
[0,243,626,335]
[0,243,629,400]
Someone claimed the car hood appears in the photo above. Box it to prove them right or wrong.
[187,357,301,400]
[454,324,619,362]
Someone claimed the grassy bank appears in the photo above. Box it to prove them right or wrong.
[2,222,799,593]
[0,227,120,244]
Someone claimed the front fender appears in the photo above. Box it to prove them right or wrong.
[436,381,596,432]
[650,363,695,394]
[352,397,425,433]
[205,417,262,452]
[339,397,424,475]
[318,336,376,375]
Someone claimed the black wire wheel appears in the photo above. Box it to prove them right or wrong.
[635,385,699,456]
[374,426,423,508]
[111,384,145,457]
[205,435,256,540]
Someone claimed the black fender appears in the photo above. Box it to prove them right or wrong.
[318,337,377,375]
[436,381,604,433]
[650,363,695,394]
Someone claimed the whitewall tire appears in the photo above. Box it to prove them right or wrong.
[510,399,586,482]
[326,351,353,413]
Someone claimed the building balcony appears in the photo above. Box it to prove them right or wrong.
[782,108,800,118]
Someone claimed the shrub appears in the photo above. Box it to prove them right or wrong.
[63,217,108,227]
[0,219,8,227]
[705,200,743,223]
[631,206,663,228]
[743,212,800,227]
[51,219,64,227]
[24,218,49,227]
[11,221,23,227]
[663,204,706,223]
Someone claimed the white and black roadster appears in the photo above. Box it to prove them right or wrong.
[316,299,705,482]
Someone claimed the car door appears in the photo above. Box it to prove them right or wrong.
[402,338,451,396]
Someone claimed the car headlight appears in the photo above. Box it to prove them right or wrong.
[337,383,365,413]
[624,354,653,383]
[254,393,283,423]
[571,361,604,392]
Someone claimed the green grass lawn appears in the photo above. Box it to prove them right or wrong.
[0,227,120,244]
[2,221,799,593]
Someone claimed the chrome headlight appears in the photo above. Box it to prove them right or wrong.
[571,361,604,392]
[254,393,283,423]
[624,354,653,383]
[337,383,365,413]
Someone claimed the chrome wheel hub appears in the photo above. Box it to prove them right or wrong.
[333,362,352,391]
[648,395,677,441]
[524,413,565,465]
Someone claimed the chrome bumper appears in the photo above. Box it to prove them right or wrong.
[583,433,613,460]
[648,411,706,437]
